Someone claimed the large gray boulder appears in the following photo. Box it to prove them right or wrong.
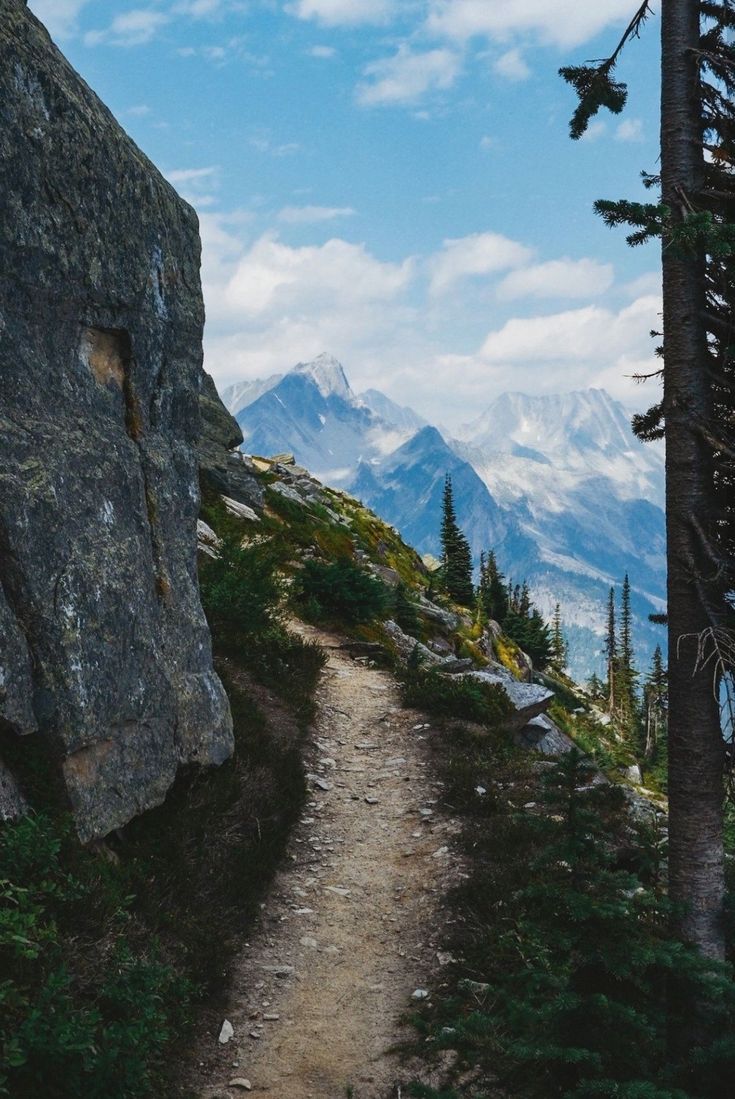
[457,670,553,731]
[0,0,233,841]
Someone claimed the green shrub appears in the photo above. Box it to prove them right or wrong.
[401,668,512,728]
[0,815,190,1098]
[412,750,735,1099]
[293,556,389,625]
[199,538,284,640]
[394,581,422,636]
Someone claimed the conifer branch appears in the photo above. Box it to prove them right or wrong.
[559,2,652,139]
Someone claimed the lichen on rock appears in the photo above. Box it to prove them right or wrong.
[0,0,233,841]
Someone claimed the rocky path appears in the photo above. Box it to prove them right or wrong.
[196,623,462,1099]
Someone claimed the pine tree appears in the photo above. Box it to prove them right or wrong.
[478,549,509,624]
[618,573,640,719]
[550,602,569,674]
[561,0,733,957]
[586,671,605,699]
[504,583,553,669]
[643,644,668,761]
[605,587,617,714]
[440,474,474,606]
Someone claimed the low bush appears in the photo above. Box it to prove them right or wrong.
[0,815,190,1098]
[293,556,390,625]
[199,537,284,641]
[401,668,513,729]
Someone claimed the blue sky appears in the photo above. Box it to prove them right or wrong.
[30,0,663,427]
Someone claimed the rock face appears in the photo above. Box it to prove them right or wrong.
[0,0,233,841]
[198,371,265,511]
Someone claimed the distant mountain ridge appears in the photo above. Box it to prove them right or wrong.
[220,353,667,679]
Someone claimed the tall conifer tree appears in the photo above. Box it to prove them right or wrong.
[561,0,734,957]
[643,644,668,761]
[605,587,617,714]
[440,474,474,607]
[478,550,509,624]
[550,602,569,674]
[618,574,639,719]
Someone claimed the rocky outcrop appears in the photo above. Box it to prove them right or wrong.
[199,372,265,511]
[384,620,553,732]
[384,620,445,668]
[0,0,232,841]
[453,669,553,731]
[516,713,574,755]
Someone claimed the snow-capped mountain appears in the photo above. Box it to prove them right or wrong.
[220,373,283,417]
[357,389,428,435]
[226,354,667,679]
[451,388,666,617]
[352,425,535,570]
[233,353,418,486]
[456,389,664,505]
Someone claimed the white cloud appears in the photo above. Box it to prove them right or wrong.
[28,0,91,38]
[164,166,220,209]
[308,44,338,58]
[387,294,662,422]
[497,258,614,301]
[616,118,644,142]
[166,166,219,184]
[287,0,397,26]
[580,119,607,142]
[173,0,224,14]
[622,272,661,299]
[197,215,660,426]
[278,205,356,223]
[200,219,419,388]
[493,48,530,81]
[426,0,639,49]
[250,133,302,156]
[177,34,271,66]
[208,232,414,318]
[85,10,169,47]
[428,232,532,295]
[480,295,660,364]
[357,45,462,107]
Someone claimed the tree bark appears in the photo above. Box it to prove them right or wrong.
[661,0,725,959]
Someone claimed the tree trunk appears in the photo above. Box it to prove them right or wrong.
[645,701,654,760]
[661,0,725,960]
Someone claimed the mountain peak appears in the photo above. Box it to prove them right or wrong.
[292,353,353,402]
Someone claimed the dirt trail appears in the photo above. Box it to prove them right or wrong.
[197,623,461,1099]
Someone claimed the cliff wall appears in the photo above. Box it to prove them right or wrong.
[0,0,233,840]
